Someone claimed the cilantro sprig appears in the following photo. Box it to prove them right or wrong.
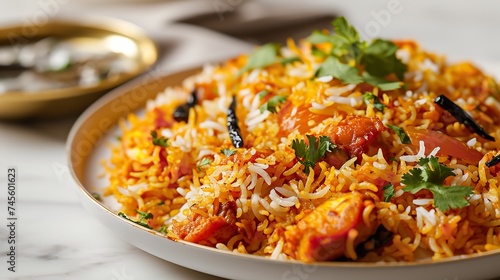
[221,148,237,157]
[151,131,168,147]
[260,95,287,113]
[401,156,473,212]
[363,93,385,111]
[308,17,406,90]
[157,225,168,234]
[237,43,279,76]
[382,183,395,202]
[387,124,411,144]
[118,211,153,229]
[197,158,211,170]
[291,135,336,174]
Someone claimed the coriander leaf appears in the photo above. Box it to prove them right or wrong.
[280,56,301,65]
[260,95,287,113]
[387,124,411,144]
[306,30,338,44]
[258,90,270,99]
[291,135,335,174]
[312,46,328,57]
[362,72,403,90]
[118,212,152,229]
[401,168,427,193]
[361,39,407,80]
[401,156,473,212]
[363,93,385,111]
[332,17,359,44]
[238,43,278,76]
[91,192,101,201]
[418,157,455,185]
[428,185,473,212]
[151,131,168,147]
[157,225,168,234]
[221,148,237,157]
[316,56,363,84]
[136,210,153,223]
[197,158,211,170]
[306,17,407,88]
[382,183,395,202]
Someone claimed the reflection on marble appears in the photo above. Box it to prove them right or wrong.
[4,203,221,280]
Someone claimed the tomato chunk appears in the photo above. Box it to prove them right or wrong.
[320,116,386,160]
[283,192,378,262]
[405,127,483,163]
[278,102,329,137]
[172,201,238,246]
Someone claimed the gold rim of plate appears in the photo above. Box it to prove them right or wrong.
[67,67,500,270]
[0,16,158,119]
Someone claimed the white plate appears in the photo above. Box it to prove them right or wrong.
[67,67,500,280]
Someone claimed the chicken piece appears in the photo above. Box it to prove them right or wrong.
[320,116,386,161]
[172,201,238,246]
[284,192,378,262]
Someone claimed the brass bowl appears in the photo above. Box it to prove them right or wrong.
[0,17,158,120]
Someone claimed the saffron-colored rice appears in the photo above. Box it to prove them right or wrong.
[104,34,500,262]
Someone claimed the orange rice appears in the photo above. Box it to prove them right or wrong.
[104,35,500,262]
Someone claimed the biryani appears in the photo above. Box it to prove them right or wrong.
[103,17,500,262]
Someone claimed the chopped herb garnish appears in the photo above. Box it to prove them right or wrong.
[360,39,406,81]
[486,155,500,168]
[363,93,385,111]
[387,124,411,144]
[401,156,473,212]
[157,200,165,206]
[291,135,336,174]
[311,46,328,57]
[237,43,279,76]
[197,157,211,170]
[306,30,340,44]
[157,225,168,234]
[116,135,122,141]
[90,192,101,201]
[316,56,364,84]
[280,56,301,65]
[260,95,287,113]
[382,183,395,202]
[151,131,168,147]
[118,212,153,229]
[221,148,237,157]
[258,90,270,99]
[136,210,154,223]
[434,95,495,141]
[311,17,406,89]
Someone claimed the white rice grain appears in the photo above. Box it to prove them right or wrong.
[199,120,227,132]
[270,239,284,260]
[316,75,333,83]
[467,138,477,147]
[248,164,272,185]
[325,84,356,96]
[269,189,296,207]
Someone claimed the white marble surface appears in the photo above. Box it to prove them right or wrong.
[2,0,500,279]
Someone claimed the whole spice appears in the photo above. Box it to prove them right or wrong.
[227,96,244,148]
[434,95,495,141]
[173,89,198,122]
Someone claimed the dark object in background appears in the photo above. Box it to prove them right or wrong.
[176,1,336,45]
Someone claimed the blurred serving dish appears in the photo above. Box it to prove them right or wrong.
[0,17,157,119]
